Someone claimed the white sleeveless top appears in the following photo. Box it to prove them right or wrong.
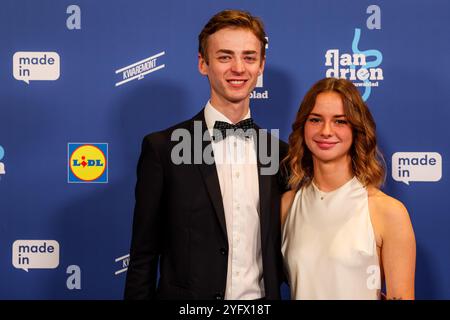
[282,177,381,300]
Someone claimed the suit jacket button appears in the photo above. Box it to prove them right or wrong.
[215,293,224,300]
[220,248,227,255]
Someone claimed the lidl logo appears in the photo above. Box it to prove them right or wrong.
[68,143,108,183]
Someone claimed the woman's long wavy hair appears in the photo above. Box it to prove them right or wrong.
[284,78,386,190]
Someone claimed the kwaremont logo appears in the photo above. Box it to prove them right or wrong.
[115,51,165,87]
[115,254,129,275]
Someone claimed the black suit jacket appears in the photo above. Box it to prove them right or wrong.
[124,110,288,300]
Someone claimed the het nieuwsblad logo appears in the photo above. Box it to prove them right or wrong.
[68,143,108,183]
[250,36,269,100]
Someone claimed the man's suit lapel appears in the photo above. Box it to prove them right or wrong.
[190,110,228,242]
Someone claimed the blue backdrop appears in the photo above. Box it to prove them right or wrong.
[1,0,449,299]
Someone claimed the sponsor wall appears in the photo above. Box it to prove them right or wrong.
[0,0,449,299]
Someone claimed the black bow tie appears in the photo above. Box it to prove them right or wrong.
[213,118,256,141]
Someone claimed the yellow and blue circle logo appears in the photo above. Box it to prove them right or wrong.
[68,143,108,183]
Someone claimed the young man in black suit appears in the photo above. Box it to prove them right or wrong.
[124,9,288,300]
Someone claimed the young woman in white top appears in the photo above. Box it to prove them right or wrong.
[281,78,416,300]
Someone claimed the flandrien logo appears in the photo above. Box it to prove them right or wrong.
[0,144,5,177]
[392,152,442,185]
[13,51,60,84]
[12,240,60,272]
[250,37,269,100]
[68,143,108,183]
[324,28,383,101]
[115,51,165,87]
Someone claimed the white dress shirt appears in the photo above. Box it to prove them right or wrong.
[204,101,265,300]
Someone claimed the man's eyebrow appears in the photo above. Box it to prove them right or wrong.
[215,49,234,55]
[214,49,258,55]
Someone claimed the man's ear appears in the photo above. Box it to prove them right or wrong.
[198,53,208,76]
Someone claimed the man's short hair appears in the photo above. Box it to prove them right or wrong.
[198,9,268,64]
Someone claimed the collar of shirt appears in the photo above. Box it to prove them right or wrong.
[204,101,251,135]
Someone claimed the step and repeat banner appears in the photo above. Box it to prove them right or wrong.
[0,0,449,299]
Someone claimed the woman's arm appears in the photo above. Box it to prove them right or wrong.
[281,190,296,226]
[379,197,416,300]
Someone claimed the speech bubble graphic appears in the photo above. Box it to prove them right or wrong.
[392,152,442,185]
[13,52,60,84]
[12,240,60,272]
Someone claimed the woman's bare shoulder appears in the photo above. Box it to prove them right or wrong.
[367,186,411,235]
[367,187,408,216]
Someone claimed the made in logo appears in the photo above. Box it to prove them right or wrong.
[392,152,442,185]
[12,240,60,272]
[13,51,60,84]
